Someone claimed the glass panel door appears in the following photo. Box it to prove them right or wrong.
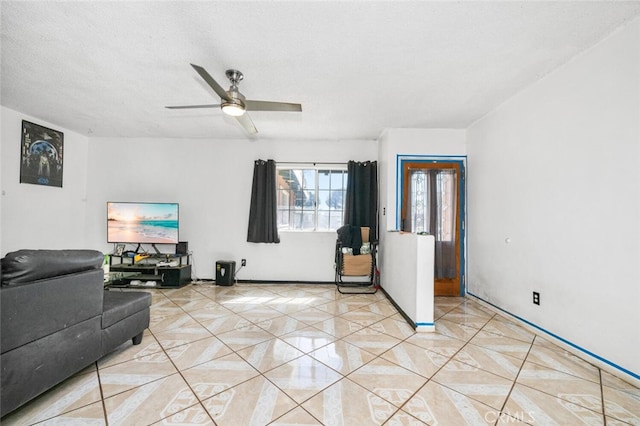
[402,162,462,296]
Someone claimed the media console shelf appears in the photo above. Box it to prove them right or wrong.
[109,253,190,267]
[108,253,191,288]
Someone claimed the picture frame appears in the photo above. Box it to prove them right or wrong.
[20,120,64,188]
[115,244,126,256]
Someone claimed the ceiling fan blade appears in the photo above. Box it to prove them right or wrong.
[245,100,302,112]
[190,64,231,102]
[235,113,258,134]
[165,104,221,109]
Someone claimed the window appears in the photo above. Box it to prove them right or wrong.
[277,165,347,231]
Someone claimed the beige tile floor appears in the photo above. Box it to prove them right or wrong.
[3,283,639,425]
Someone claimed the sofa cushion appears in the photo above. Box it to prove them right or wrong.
[102,309,150,355]
[102,291,152,329]
[1,249,104,285]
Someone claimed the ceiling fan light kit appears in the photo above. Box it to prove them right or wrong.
[221,101,246,116]
[166,64,302,134]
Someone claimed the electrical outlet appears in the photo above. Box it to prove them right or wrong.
[241,259,246,267]
[533,291,540,305]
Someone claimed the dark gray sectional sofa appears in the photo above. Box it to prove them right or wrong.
[0,249,152,417]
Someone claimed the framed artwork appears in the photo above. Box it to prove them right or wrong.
[20,120,64,187]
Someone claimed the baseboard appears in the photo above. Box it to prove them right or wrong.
[415,323,436,332]
[212,280,422,332]
[467,292,640,388]
[234,279,336,285]
[378,286,422,331]
[190,279,336,286]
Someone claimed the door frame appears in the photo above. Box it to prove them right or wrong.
[396,155,467,296]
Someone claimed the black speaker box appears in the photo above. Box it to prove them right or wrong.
[216,261,236,286]
[159,265,192,288]
[176,241,188,255]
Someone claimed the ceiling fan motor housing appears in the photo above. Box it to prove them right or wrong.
[221,70,247,114]
[222,83,246,115]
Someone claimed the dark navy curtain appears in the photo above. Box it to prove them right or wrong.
[344,160,378,241]
[247,159,280,243]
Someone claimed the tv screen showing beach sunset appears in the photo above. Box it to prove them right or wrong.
[107,202,179,244]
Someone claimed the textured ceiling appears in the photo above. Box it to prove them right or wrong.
[2,1,640,141]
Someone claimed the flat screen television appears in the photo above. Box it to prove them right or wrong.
[107,202,179,244]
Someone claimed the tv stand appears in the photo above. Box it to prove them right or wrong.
[108,253,191,288]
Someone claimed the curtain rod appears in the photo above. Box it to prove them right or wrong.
[276,161,346,165]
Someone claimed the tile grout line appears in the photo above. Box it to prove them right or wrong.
[366,298,486,423]
[147,287,259,421]
[390,310,501,422]
[95,361,110,426]
[134,326,217,425]
[164,285,350,424]
[599,368,607,426]
[160,287,282,424]
[33,284,632,425]
[235,288,382,424]
[494,330,536,424]
[244,288,411,424]
[144,289,522,424]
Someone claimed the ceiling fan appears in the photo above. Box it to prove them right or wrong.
[166,64,302,135]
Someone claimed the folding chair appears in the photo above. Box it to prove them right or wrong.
[335,225,378,294]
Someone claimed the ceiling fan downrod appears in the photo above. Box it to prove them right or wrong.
[225,69,244,87]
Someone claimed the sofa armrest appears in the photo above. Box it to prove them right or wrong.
[0,268,104,354]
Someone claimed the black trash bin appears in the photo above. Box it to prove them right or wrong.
[215,260,236,286]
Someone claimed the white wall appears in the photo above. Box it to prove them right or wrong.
[383,232,435,331]
[378,128,466,234]
[377,128,466,327]
[1,107,91,254]
[85,137,377,281]
[466,18,639,379]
